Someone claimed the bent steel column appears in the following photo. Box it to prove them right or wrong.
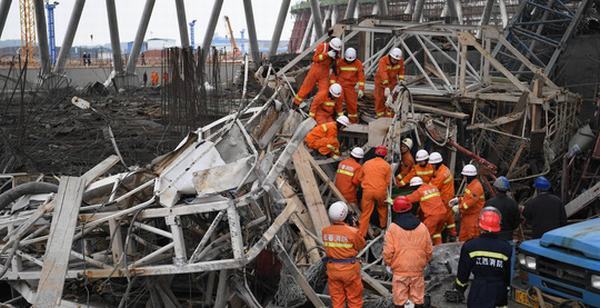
[242,0,260,66]
[0,0,12,38]
[269,0,291,58]
[126,0,155,73]
[33,0,50,74]
[344,0,358,19]
[412,0,425,21]
[480,0,495,26]
[105,0,123,72]
[54,0,85,74]
[298,14,313,52]
[377,0,389,16]
[201,0,224,64]
[174,0,189,48]
[309,0,323,38]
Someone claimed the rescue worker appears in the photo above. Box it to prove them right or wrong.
[304,116,350,159]
[150,71,159,87]
[335,147,364,205]
[522,176,566,239]
[322,201,366,308]
[449,164,486,242]
[374,48,405,118]
[384,196,432,308]
[353,146,392,237]
[294,37,342,107]
[405,177,446,245]
[449,207,512,308]
[335,47,365,123]
[429,152,457,241]
[309,83,344,124]
[486,176,520,241]
[396,149,433,187]
[398,138,415,179]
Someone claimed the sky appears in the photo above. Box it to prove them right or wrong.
[2,0,299,46]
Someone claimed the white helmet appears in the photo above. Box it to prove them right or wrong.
[415,149,429,162]
[329,37,342,51]
[429,152,443,164]
[328,201,348,222]
[344,47,357,62]
[390,47,403,60]
[410,176,424,187]
[336,115,350,127]
[401,138,413,150]
[329,83,342,98]
[351,147,364,159]
[461,164,478,176]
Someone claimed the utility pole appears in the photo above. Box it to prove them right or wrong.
[45,1,59,65]
[189,19,196,49]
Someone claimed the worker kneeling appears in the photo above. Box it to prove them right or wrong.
[309,83,344,124]
[405,176,447,245]
[304,116,350,159]
[384,196,433,307]
[322,201,366,308]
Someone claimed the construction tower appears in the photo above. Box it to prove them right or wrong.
[19,0,36,61]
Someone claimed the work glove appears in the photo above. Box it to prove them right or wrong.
[448,197,459,208]
[298,101,308,112]
[452,205,459,214]
[384,87,391,97]
[386,197,393,205]
[386,266,392,274]
[327,50,337,58]
[357,89,364,98]
[332,154,340,160]
[393,84,401,94]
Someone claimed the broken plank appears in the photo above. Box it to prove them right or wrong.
[413,103,470,119]
[245,198,298,260]
[565,181,600,217]
[34,176,86,308]
[361,271,391,297]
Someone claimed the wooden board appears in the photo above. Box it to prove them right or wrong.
[34,177,86,308]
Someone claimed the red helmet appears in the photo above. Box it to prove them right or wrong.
[393,196,411,213]
[478,207,501,232]
[374,145,388,157]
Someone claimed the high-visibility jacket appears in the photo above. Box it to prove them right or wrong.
[375,56,405,89]
[312,42,334,68]
[405,184,446,217]
[458,179,486,242]
[396,163,434,187]
[399,151,415,178]
[354,157,391,194]
[335,58,365,90]
[335,158,362,204]
[309,90,344,124]
[322,222,365,272]
[304,122,340,156]
[294,42,336,105]
[430,164,455,205]
[383,221,432,276]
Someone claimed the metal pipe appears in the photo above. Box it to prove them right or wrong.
[32,0,50,75]
[174,0,189,48]
[105,0,123,72]
[201,0,224,64]
[480,0,495,26]
[268,0,291,58]
[309,0,324,38]
[299,14,313,52]
[376,0,389,16]
[344,0,358,19]
[412,0,425,22]
[242,0,260,67]
[54,0,85,74]
[126,0,155,73]
[0,0,12,39]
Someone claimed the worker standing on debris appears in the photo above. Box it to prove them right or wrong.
[396,149,433,187]
[447,207,512,308]
[305,116,350,159]
[405,177,447,245]
[151,71,159,87]
[309,83,344,124]
[335,47,365,123]
[450,164,486,242]
[353,146,392,237]
[486,176,520,241]
[374,48,405,118]
[429,152,457,241]
[522,176,566,239]
[384,196,432,308]
[336,147,364,205]
[322,201,366,308]
[294,37,342,107]
[398,138,415,179]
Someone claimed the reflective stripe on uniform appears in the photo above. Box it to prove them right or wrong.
[416,170,433,176]
[382,80,389,84]
[337,169,354,177]
[465,188,471,194]
[324,242,353,248]
[480,195,485,200]
[321,124,328,132]
[376,112,385,116]
[327,144,337,151]
[348,113,358,118]
[387,65,402,70]
[309,112,315,117]
[330,79,336,84]
[468,251,509,261]
[443,176,452,184]
[318,54,324,61]
[432,233,442,239]
[357,82,365,86]
[462,203,469,209]
[446,224,456,229]
[455,278,467,287]
[340,66,358,71]
[295,94,301,100]
[421,192,441,201]
[324,101,335,107]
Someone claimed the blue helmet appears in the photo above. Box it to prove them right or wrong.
[534,176,551,191]
[493,176,510,192]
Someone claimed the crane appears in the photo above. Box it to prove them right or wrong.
[19,0,36,61]
[188,19,196,49]
[45,1,59,65]
[223,16,239,58]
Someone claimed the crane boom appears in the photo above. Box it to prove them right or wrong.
[19,0,36,60]
[223,16,239,55]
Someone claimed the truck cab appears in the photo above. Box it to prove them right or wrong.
[512,218,600,306]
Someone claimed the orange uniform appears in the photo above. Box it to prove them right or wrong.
[430,164,456,237]
[309,90,344,124]
[150,71,159,86]
[458,179,486,242]
[335,58,365,123]
[383,221,432,305]
[322,222,366,308]
[374,56,405,118]
[396,163,434,187]
[304,122,340,157]
[335,158,362,204]
[353,157,391,237]
[399,151,415,178]
[294,42,335,105]
[405,184,446,245]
